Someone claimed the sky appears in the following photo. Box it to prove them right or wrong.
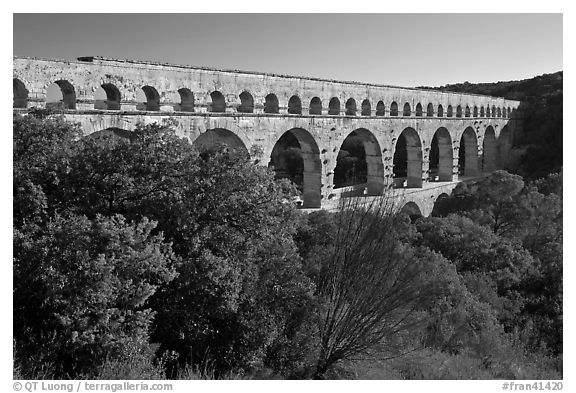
[13,13,562,87]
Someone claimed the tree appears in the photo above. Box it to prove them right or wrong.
[13,214,178,378]
[298,198,463,377]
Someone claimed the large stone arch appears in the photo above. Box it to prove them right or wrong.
[46,80,76,110]
[393,127,422,188]
[429,127,453,182]
[94,83,122,110]
[269,128,321,208]
[13,78,28,108]
[334,128,385,195]
[482,126,497,172]
[400,201,423,219]
[431,192,450,216]
[193,128,248,154]
[458,127,479,177]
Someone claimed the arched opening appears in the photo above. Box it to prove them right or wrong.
[309,97,322,115]
[400,201,422,221]
[482,126,497,172]
[431,193,450,216]
[390,101,398,116]
[447,105,453,117]
[498,126,512,169]
[428,127,453,182]
[13,78,28,108]
[288,95,302,114]
[376,101,385,116]
[437,104,444,117]
[86,127,132,142]
[269,128,321,208]
[136,86,160,111]
[393,127,422,188]
[264,94,279,114]
[193,128,248,154]
[427,103,434,117]
[403,102,411,116]
[497,107,502,117]
[46,80,76,110]
[361,99,371,116]
[209,91,226,113]
[456,105,462,117]
[334,128,384,195]
[492,105,496,117]
[328,97,340,115]
[458,127,479,177]
[480,106,485,117]
[465,106,470,117]
[415,103,423,116]
[238,91,254,113]
[473,106,478,117]
[345,98,357,116]
[94,84,121,110]
[486,106,491,117]
[175,88,194,112]
[507,107,511,117]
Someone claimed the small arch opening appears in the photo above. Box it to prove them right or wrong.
[473,106,478,117]
[238,91,254,113]
[13,78,28,109]
[264,93,279,114]
[46,80,76,110]
[456,105,462,117]
[403,102,411,116]
[328,97,340,115]
[176,88,194,112]
[345,98,357,115]
[209,91,226,113]
[390,101,398,116]
[309,97,322,115]
[136,86,160,111]
[437,104,444,117]
[361,99,371,116]
[288,95,302,114]
[427,103,434,117]
[447,105,453,117]
[415,103,423,116]
[465,106,471,117]
[480,106,485,117]
[376,101,385,116]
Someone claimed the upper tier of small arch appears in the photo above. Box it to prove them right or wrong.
[13,56,521,117]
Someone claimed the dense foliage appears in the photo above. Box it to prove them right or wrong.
[13,109,561,379]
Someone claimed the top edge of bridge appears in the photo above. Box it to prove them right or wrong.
[13,55,520,104]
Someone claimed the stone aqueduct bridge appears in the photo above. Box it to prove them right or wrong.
[13,56,522,215]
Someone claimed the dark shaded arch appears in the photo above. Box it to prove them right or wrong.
[492,105,496,117]
[175,88,194,112]
[464,105,470,117]
[135,85,160,111]
[376,101,385,116]
[86,127,132,142]
[482,126,497,172]
[269,128,321,208]
[334,128,384,195]
[46,80,76,110]
[393,127,422,188]
[498,126,512,169]
[480,106,485,117]
[473,106,478,117]
[193,128,248,154]
[415,103,423,116]
[403,102,411,116]
[288,95,302,114]
[13,78,28,108]
[447,105,453,117]
[486,106,491,117]
[361,99,371,116]
[431,193,450,216]
[437,104,443,117]
[95,83,122,110]
[390,101,398,116]
[309,97,322,115]
[458,127,479,177]
[345,98,357,115]
[328,97,340,115]
[238,91,254,113]
[497,107,502,117]
[456,105,462,117]
[507,107,511,117]
[209,91,226,113]
[400,201,422,220]
[428,127,453,182]
[264,93,279,114]
[427,103,434,117]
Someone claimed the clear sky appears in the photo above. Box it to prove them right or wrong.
[13,13,563,88]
